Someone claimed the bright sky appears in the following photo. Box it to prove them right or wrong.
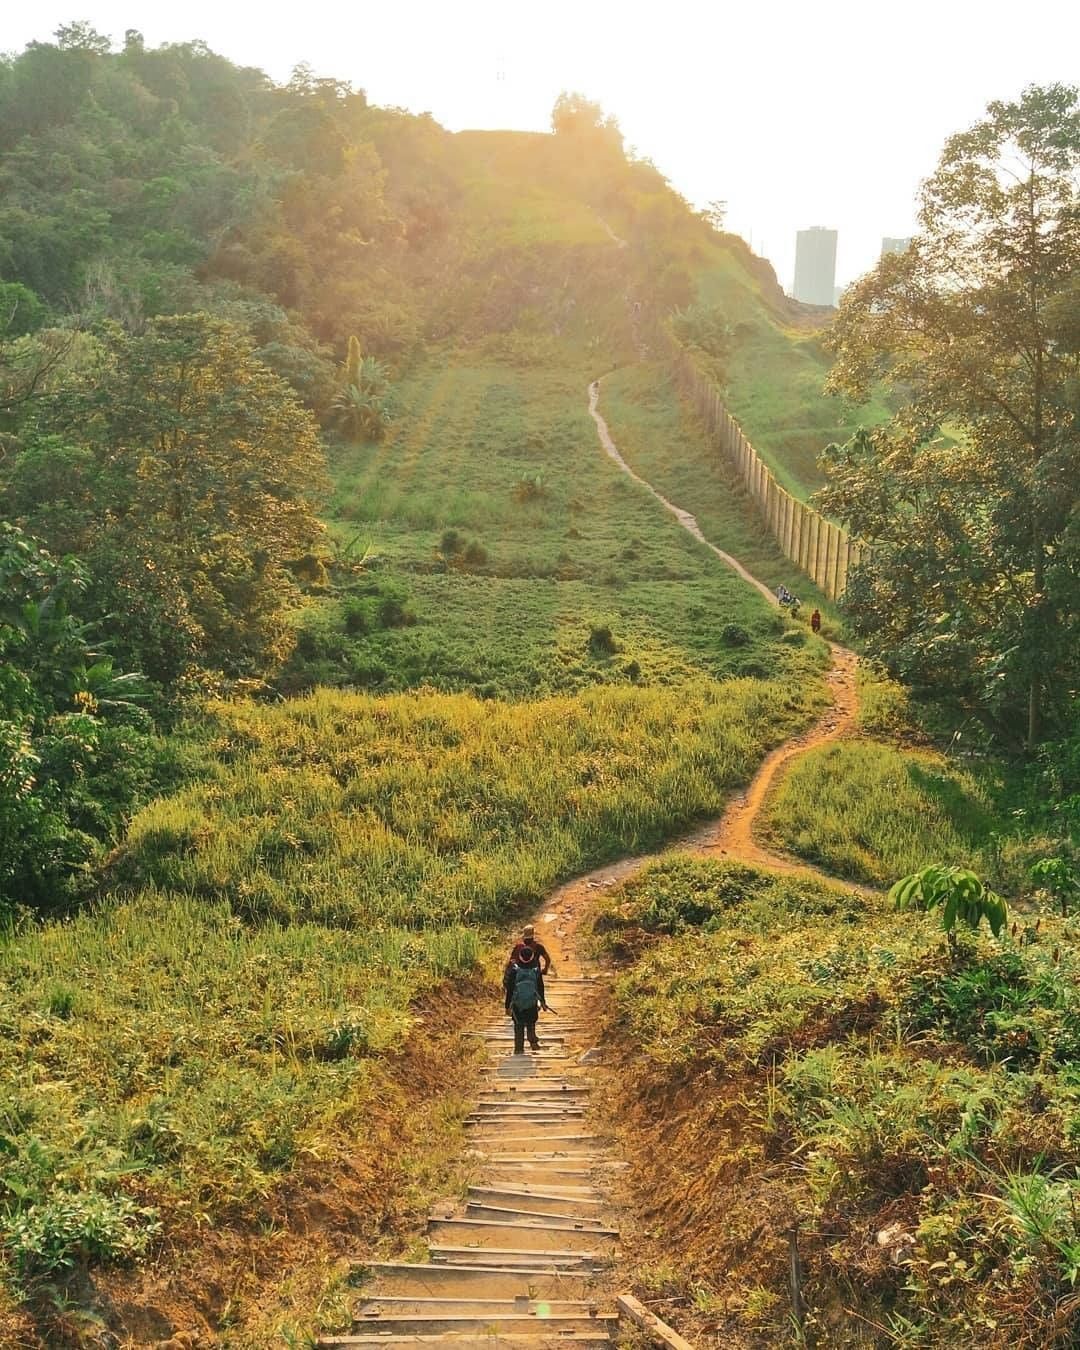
[3,0,1078,288]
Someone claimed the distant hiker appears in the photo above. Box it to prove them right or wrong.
[776,585,801,616]
[810,608,822,634]
[504,944,548,1053]
[509,923,551,974]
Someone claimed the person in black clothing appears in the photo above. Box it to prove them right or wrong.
[503,943,549,1053]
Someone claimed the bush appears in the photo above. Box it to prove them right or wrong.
[588,625,618,656]
[720,622,750,647]
[513,474,547,503]
[5,1192,160,1277]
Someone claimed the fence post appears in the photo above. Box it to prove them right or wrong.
[836,536,850,598]
[824,524,839,600]
[783,493,795,560]
[793,501,805,571]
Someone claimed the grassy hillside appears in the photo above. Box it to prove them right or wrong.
[0,30,916,1346]
[693,242,891,499]
[594,857,1080,1348]
[285,349,832,697]
[0,679,824,1345]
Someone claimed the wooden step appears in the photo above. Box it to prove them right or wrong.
[345,1312,618,1337]
[467,1188,605,1216]
[428,1246,608,1270]
[465,1133,601,1149]
[358,1263,594,1300]
[427,1218,617,1251]
[320,1334,612,1349]
[354,1297,606,1318]
[474,1165,606,1190]
[463,1203,609,1228]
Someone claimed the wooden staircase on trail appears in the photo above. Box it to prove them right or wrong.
[319,963,623,1350]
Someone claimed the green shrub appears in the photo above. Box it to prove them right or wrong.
[5,1192,160,1277]
[720,623,750,647]
[588,625,618,656]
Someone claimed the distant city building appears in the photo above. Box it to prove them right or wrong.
[793,227,837,306]
[881,236,912,257]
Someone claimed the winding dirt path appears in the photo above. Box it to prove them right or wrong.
[587,375,866,888]
[320,375,869,1350]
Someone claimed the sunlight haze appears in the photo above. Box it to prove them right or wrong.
[2,0,1078,287]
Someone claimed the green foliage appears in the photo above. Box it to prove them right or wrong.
[119,680,815,929]
[550,91,623,157]
[0,523,159,913]
[315,358,828,699]
[891,864,1008,940]
[6,1190,159,1279]
[0,281,45,337]
[604,857,1080,1342]
[333,346,393,441]
[599,363,835,610]
[823,85,1080,747]
[0,678,812,1289]
[760,740,999,887]
[670,302,731,383]
[8,314,327,680]
[1031,857,1080,916]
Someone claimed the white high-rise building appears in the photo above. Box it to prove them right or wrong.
[793,227,838,307]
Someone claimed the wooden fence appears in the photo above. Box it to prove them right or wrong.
[670,346,862,602]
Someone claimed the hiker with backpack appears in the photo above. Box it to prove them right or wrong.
[503,943,549,1054]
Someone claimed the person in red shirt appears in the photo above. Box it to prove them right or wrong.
[509,923,551,973]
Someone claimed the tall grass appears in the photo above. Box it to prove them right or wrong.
[758,740,997,886]
[0,677,820,1283]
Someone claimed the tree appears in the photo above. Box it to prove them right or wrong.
[550,92,623,157]
[822,85,1080,748]
[20,314,328,676]
[54,22,112,55]
[0,523,153,914]
[701,199,728,231]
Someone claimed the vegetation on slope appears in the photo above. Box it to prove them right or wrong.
[692,242,890,498]
[599,362,837,617]
[822,84,1080,750]
[0,679,820,1340]
[759,741,1001,887]
[758,657,1077,900]
[286,354,830,698]
[596,857,1080,1348]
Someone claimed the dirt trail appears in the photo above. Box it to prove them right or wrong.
[318,376,866,1349]
[588,377,865,887]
